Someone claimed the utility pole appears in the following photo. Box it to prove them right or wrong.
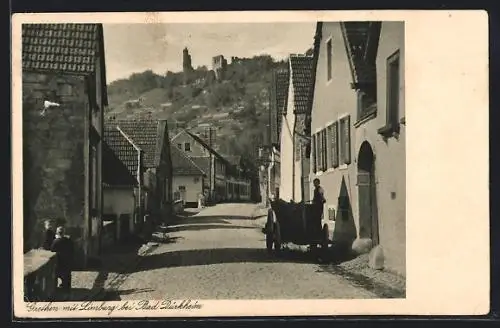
[205,126,216,203]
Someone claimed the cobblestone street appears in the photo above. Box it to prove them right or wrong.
[93,203,399,300]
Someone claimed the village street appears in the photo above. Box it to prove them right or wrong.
[100,203,380,300]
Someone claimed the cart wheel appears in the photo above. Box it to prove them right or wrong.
[273,222,282,253]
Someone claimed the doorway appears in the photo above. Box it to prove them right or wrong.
[357,141,379,245]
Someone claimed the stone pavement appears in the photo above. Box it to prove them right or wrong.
[53,240,159,301]
[251,207,406,298]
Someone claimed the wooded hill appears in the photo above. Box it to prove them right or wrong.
[105,53,304,170]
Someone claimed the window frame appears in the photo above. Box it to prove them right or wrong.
[378,49,401,138]
[339,115,351,166]
[326,37,333,82]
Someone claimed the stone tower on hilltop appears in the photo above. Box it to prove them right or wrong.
[183,47,193,73]
[182,47,194,85]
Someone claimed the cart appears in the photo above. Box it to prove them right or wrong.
[265,199,330,255]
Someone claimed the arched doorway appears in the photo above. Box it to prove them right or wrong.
[357,141,379,245]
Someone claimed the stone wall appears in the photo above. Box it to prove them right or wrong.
[22,72,87,251]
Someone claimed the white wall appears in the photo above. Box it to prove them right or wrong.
[279,84,295,202]
[310,22,406,276]
[103,188,135,240]
[173,175,204,204]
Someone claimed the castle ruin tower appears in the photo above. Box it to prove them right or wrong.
[183,47,193,84]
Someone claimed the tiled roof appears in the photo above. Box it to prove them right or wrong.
[103,127,138,178]
[189,157,211,176]
[276,70,290,116]
[289,55,314,115]
[185,130,228,165]
[102,138,137,187]
[171,145,205,176]
[22,24,100,75]
[340,22,381,87]
[107,119,163,168]
[269,69,290,145]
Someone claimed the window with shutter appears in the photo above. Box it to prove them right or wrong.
[312,134,317,173]
[326,126,332,168]
[331,121,339,168]
[318,131,324,171]
[339,116,351,165]
[322,129,328,171]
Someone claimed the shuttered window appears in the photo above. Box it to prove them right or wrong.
[339,115,351,165]
[318,131,324,172]
[312,134,317,173]
[322,129,328,171]
[326,126,332,168]
[330,122,339,168]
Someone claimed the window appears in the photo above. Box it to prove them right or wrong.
[326,39,332,81]
[328,122,339,168]
[339,116,351,165]
[184,142,191,152]
[357,87,377,121]
[387,50,400,131]
[321,129,328,171]
[312,134,317,173]
[177,143,182,149]
[178,185,186,191]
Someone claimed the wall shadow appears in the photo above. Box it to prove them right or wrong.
[189,215,256,221]
[166,224,257,233]
[171,217,231,225]
[132,247,315,273]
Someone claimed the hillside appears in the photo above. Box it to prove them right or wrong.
[105,55,290,170]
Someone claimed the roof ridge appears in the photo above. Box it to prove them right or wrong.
[173,146,207,176]
[116,126,142,152]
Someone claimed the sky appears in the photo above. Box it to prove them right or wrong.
[103,23,316,83]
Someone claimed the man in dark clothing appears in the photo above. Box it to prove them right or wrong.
[41,219,55,251]
[312,178,326,216]
[51,226,74,292]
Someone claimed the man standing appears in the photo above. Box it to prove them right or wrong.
[41,219,55,251]
[51,226,74,293]
[312,178,326,217]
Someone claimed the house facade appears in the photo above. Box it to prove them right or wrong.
[102,135,138,245]
[278,54,314,202]
[268,69,289,200]
[171,129,226,202]
[171,145,207,207]
[103,127,142,240]
[107,119,174,224]
[309,21,405,276]
[22,23,107,267]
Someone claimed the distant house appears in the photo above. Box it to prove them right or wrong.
[102,136,138,246]
[22,23,108,267]
[278,54,315,202]
[106,119,174,224]
[103,127,142,241]
[170,129,250,203]
[310,22,405,276]
[171,145,207,208]
[268,69,289,199]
